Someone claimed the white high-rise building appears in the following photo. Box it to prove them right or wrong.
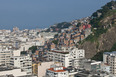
[0,48,13,66]
[11,55,32,75]
[69,48,85,59]
[103,51,116,75]
[47,48,85,67]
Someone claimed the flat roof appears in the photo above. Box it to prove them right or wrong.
[104,51,116,56]
[50,50,69,54]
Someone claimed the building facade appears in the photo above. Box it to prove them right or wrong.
[11,55,32,75]
[0,48,13,66]
[103,51,116,75]
[83,60,101,71]
[47,48,85,67]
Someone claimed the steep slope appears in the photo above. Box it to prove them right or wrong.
[79,25,116,58]
[78,1,116,59]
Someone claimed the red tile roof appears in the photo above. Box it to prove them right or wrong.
[48,67,66,72]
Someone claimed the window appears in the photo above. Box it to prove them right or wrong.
[15,58,17,60]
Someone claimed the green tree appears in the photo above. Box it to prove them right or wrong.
[29,46,37,53]
[21,51,27,55]
[92,42,116,61]
[52,40,58,45]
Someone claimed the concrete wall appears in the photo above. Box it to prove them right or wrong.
[38,62,54,77]
[0,69,27,76]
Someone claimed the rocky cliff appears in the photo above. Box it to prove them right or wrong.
[79,25,116,58]
[78,1,116,59]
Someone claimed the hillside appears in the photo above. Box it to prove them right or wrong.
[45,22,72,33]
[78,1,116,60]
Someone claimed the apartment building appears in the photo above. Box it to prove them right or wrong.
[47,48,85,67]
[46,66,78,77]
[103,51,116,75]
[69,48,85,59]
[0,48,13,66]
[32,61,62,77]
[47,50,70,67]
[46,66,68,77]
[83,60,101,71]
[11,55,32,75]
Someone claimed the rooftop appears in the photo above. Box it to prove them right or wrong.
[104,51,116,56]
[50,50,69,54]
[48,67,66,72]
[0,66,18,72]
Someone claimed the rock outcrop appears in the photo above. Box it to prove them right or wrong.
[79,26,116,58]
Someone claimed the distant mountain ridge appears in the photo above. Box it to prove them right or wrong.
[44,22,72,33]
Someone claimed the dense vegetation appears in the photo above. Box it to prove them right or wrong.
[91,1,116,27]
[92,43,116,61]
[85,1,116,42]
[77,1,116,60]
[45,22,72,32]
[85,28,108,42]
[54,34,58,38]
[21,51,27,55]
[52,40,58,45]
[29,46,37,53]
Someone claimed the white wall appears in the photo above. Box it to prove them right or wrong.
[70,48,85,59]
[38,62,54,77]
[0,69,27,76]
[13,50,21,56]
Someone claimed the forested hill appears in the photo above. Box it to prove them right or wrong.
[79,1,116,60]
[45,22,72,33]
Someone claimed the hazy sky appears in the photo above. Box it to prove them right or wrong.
[0,0,111,30]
